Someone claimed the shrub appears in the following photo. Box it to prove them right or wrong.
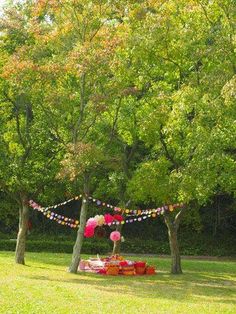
[1,234,235,256]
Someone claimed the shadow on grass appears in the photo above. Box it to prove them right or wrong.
[25,269,236,306]
[26,252,236,276]
[7,251,234,306]
[2,251,236,266]
[26,252,72,266]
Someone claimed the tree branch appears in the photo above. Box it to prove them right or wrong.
[198,2,214,26]
[159,126,178,169]
[110,98,122,139]
[73,73,87,143]
[3,92,26,149]
[174,205,188,230]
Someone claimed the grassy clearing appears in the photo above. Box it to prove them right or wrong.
[0,251,236,314]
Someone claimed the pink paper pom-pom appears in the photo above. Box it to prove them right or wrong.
[84,225,95,238]
[86,218,98,229]
[113,214,124,222]
[104,214,114,224]
[110,231,121,242]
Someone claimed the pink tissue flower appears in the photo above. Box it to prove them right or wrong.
[86,218,98,229]
[84,225,95,238]
[113,214,124,222]
[104,214,114,224]
[110,231,121,242]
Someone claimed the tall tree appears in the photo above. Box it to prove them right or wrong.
[0,1,63,264]
[125,0,236,273]
[25,0,128,272]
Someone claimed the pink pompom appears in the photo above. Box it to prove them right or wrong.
[84,225,95,238]
[86,218,98,228]
[110,231,121,242]
[113,214,124,222]
[104,214,114,224]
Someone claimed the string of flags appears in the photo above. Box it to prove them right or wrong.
[29,197,185,230]
[32,195,83,211]
[29,195,184,214]
[33,194,120,211]
[83,204,185,237]
[29,200,79,228]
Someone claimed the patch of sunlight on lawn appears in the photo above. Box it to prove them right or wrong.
[0,251,236,314]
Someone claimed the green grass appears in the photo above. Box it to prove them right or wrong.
[0,252,236,314]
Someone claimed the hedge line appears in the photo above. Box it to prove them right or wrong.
[1,237,236,256]
[0,239,110,254]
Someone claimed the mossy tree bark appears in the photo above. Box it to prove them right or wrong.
[15,194,29,265]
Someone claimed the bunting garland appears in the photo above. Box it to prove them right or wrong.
[83,203,185,237]
[29,196,185,230]
[122,203,184,216]
[106,208,167,226]
[29,201,79,228]
[31,195,83,211]
[29,194,184,214]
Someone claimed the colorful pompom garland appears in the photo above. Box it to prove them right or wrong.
[29,196,185,231]
[29,200,79,228]
[30,195,83,211]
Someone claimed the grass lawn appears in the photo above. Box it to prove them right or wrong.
[0,252,236,314]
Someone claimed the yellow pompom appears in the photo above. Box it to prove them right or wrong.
[94,215,105,226]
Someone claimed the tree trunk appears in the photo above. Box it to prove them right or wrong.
[164,211,183,274]
[15,194,29,265]
[112,224,122,255]
[68,175,89,273]
[167,225,182,274]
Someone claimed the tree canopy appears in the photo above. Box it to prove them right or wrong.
[0,0,235,272]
